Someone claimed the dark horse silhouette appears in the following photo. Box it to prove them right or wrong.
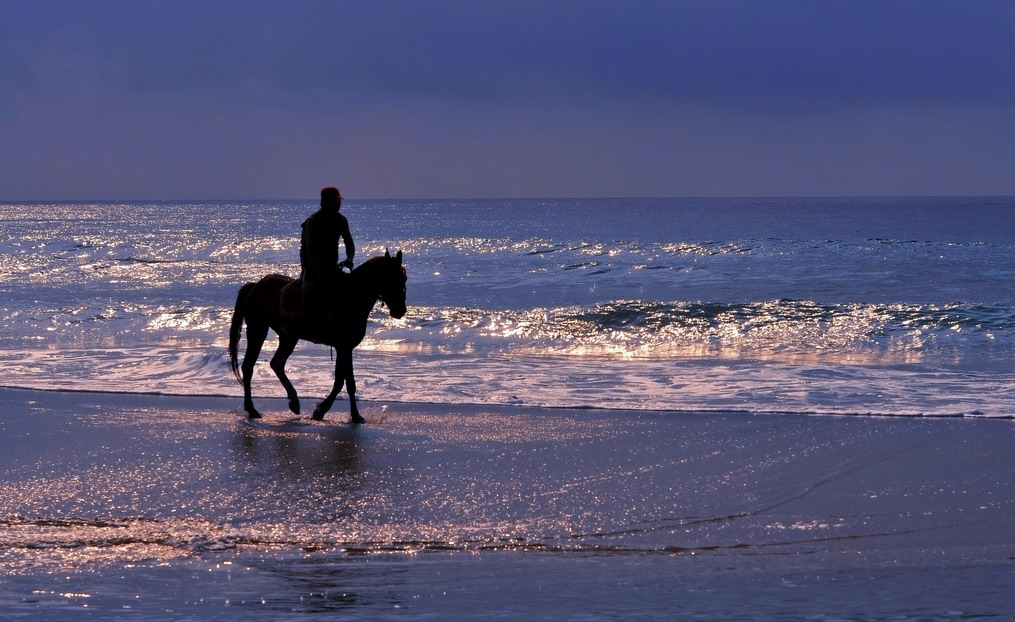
[229,250,407,423]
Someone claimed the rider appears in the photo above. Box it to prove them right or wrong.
[300,186,355,340]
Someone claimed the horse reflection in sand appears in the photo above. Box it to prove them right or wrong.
[229,250,407,423]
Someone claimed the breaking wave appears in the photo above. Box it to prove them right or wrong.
[372,299,1014,365]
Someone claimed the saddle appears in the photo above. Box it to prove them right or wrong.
[279,270,349,321]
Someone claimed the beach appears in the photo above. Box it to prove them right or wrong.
[1,387,1011,620]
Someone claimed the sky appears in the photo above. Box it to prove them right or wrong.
[1,0,1013,200]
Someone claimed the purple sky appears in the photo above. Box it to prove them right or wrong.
[1,0,1013,200]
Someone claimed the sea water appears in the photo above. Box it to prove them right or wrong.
[0,196,1011,417]
[1,197,1014,621]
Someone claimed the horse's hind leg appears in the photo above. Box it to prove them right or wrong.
[270,334,301,415]
[241,323,269,419]
[311,366,343,421]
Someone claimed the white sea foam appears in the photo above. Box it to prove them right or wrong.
[0,343,1010,418]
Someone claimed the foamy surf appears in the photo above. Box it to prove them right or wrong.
[0,342,1010,418]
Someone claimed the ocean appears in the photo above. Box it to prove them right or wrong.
[0,196,1012,417]
[1,196,1013,621]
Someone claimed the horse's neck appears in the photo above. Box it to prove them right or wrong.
[346,267,381,311]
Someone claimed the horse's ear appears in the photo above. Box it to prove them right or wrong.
[396,250,403,264]
[384,248,391,259]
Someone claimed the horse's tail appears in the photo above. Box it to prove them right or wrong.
[229,282,255,384]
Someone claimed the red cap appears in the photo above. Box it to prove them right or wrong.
[321,186,344,200]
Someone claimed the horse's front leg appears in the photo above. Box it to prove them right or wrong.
[312,348,364,424]
[312,351,345,421]
[342,349,364,424]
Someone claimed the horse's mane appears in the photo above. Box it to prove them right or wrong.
[356,253,406,277]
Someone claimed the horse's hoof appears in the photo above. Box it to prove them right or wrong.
[289,399,300,415]
[350,413,366,425]
[247,411,262,420]
[311,410,325,421]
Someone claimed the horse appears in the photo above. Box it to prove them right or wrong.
[228,250,406,423]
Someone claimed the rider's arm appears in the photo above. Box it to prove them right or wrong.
[340,219,355,266]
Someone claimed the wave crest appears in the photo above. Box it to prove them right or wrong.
[372,300,1014,364]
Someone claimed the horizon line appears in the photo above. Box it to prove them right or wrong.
[3,193,1014,203]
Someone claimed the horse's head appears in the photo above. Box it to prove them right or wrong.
[376,249,407,319]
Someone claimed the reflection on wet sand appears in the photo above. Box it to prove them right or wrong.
[238,419,364,483]
[1,388,1012,620]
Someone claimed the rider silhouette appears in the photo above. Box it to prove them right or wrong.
[300,186,355,339]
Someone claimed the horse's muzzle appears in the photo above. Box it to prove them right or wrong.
[388,305,406,319]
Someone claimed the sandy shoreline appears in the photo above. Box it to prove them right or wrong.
[0,386,1012,620]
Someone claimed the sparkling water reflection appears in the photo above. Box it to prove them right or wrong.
[0,198,1012,416]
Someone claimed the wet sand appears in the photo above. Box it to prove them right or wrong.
[0,387,1012,620]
